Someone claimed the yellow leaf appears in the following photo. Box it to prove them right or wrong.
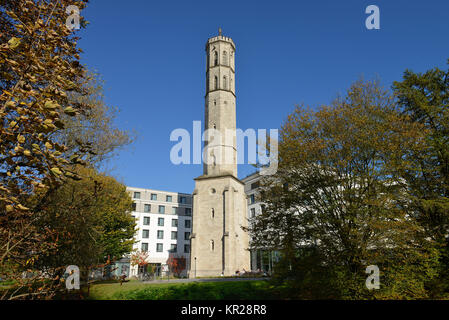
[17,204,29,211]
[51,167,62,175]
[5,101,16,108]
[44,100,59,110]
[64,106,76,116]
[8,37,21,50]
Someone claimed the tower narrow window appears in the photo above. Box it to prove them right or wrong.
[214,76,218,90]
[222,51,227,65]
[211,240,214,251]
[223,76,227,90]
[214,51,218,66]
[211,208,215,218]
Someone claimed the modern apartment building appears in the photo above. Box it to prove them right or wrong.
[242,172,279,274]
[126,187,193,277]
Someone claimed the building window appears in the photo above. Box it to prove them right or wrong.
[211,208,215,218]
[184,244,190,253]
[214,51,218,66]
[133,192,141,199]
[184,232,190,240]
[185,220,191,228]
[172,219,178,227]
[250,208,256,218]
[171,231,177,240]
[142,229,149,239]
[223,76,227,90]
[172,207,177,214]
[222,51,227,65]
[251,182,260,190]
[151,193,157,201]
[132,203,136,211]
[158,205,165,214]
[157,243,163,252]
[141,243,148,252]
[143,216,150,225]
[210,240,214,251]
[144,204,151,213]
[249,194,255,204]
[170,244,177,253]
[166,195,172,202]
[180,196,187,204]
[214,76,218,90]
[157,230,164,239]
[185,208,192,216]
[158,218,164,226]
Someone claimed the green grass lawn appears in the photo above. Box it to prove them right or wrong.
[86,279,284,300]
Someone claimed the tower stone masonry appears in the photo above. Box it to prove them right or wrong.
[189,30,250,277]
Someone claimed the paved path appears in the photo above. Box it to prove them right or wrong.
[142,277,269,284]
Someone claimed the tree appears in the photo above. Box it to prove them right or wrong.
[33,166,136,279]
[167,254,186,278]
[57,71,135,168]
[249,79,439,299]
[130,250,149,277]
[0,0,91,299]
[393,60,449,296]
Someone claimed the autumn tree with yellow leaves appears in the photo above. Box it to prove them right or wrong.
[0,0,94,299]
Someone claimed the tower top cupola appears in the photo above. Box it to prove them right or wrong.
[206,28,236,50]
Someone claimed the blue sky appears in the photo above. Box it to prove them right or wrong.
[78,0,449,193]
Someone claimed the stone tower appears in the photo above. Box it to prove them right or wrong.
[189,29,250,277]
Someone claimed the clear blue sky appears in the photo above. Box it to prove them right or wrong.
[77,0,449,193]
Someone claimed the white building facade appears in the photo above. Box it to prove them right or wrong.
[126,187,192,277]
[242,172,280,274]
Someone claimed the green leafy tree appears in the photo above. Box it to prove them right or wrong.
[393,60,449,296]
[33,166,136,280]
[249,79,440,299]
